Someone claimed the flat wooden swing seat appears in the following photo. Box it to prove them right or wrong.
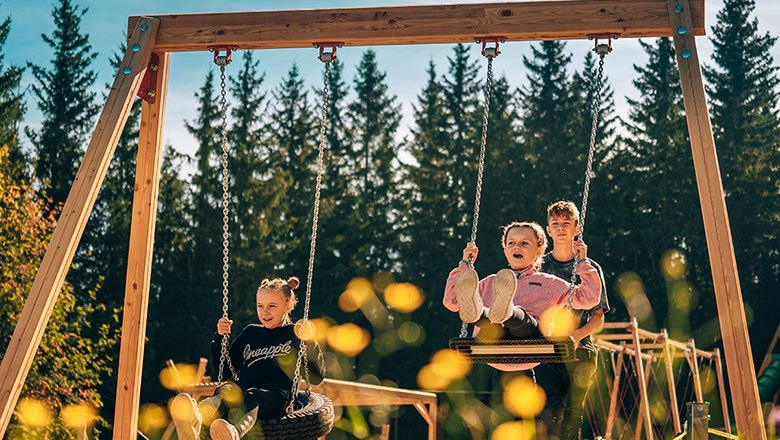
[450,337,577,364]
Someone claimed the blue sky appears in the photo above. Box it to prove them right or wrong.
[3,0,780,164]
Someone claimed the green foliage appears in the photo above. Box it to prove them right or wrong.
[0,145,115,438]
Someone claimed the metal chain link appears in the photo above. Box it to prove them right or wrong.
[288,61,331,413]
[459,54,495,337]
[469,55,494,252]
[215,62,238,384]
[568,52,607,308]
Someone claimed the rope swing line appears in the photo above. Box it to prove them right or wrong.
[459,38,500,338]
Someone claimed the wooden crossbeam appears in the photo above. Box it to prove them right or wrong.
[127,0,705,52]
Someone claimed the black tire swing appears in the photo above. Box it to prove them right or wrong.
[448,37,613,365]
[211,46,335,439]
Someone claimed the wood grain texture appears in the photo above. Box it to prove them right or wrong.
[113,51,170,440]
[127,0,705,52]
[0,18,160,436]
[669,0,765,437]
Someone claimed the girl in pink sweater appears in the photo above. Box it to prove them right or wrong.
[443,221,601,368]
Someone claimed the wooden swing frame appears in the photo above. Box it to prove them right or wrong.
[0,1,767,438]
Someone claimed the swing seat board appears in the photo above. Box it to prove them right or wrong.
[449,337,577,364]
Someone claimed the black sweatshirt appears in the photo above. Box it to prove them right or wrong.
[210,324,314,391]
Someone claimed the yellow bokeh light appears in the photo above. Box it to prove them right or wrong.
[16,398,52,428]
[138,403,168,433]
[294,319,316,341]
[372,271,396,293]
[219,384,244,406]
[61,403,98,429]
[311,318,332,344]
[491,421,535,440]
[430,349,471,382]
[661,249,688,280]
[539,306,578,338]
[417,364,451,390]
[398,321,424,344]
[617,272,654,322]
[327,323,371,357]
[383,282,425,313]
[476,323,503,341]
[503,375,545,418]
[159,363,198,391]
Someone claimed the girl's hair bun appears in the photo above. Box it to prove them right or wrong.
[287,276,300,290]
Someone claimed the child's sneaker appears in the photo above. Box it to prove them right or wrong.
[170,393,202,440]
[210,418,241,440]
[454,267,482,323]
[487,269,517,324]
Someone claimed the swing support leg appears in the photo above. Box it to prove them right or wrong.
[668,1,765,437]
[662,330,682,434]
[0,18,160,437]
[113,50,170,440]
[605,350,624,440]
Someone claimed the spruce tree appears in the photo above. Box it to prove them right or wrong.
[186,69,225,351]
[441,44,482,242]
[26,0,99,212]
[601,38,705,329]
[0,12,24,178]
[517,41,581,218]
[267,64,316,279]
[346,49,402,274]
[704,0,780,353]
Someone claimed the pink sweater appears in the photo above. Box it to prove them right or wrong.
[443,261,602,372]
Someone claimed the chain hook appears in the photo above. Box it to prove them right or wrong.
[476,37,506,58]
[314,42,343,63]
[210,46,237,66]
[587,34,619,56]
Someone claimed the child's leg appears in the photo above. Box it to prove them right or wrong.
[454,267,483,323]
[170,393,202,440]
[558,348,598,439]
[500,306,542,339]
[210,407,259,440]
[209,388,290,440]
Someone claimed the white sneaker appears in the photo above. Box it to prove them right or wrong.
[170,393,201,440]
[210,418,241,440]
[454,267,482,323]
[487,269,517,324]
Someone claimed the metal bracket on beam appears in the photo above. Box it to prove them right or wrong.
[476,37,506,58]
[313,42,344,63]
[137,53,160,104]
[587,33,620,55]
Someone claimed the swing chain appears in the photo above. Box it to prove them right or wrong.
[469,55,494,258]
[288,59,331,413]
[216,62,238,384]
[568,50,607,308]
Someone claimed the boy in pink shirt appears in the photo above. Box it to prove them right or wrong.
[442,221,601,372]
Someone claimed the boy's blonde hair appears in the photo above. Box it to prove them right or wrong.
[257,276,300,310]
[501,221,548,269]
[547,200,580,225]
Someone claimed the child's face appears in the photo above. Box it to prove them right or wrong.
[546,215,579,246]
[256,289,293,329]
[503,226,543,270]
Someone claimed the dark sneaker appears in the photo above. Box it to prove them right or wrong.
[170,393,201,440]
[487,269,517,324]
[210,418,240,440]
[454,267,482,323]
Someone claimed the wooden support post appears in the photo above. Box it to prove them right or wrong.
[605,350,625,440]
[634,357,656,440]
[687,339,704,402]
[662,330,682,434]
[113,50,170,440]
[0,18,160,436]
[631,318,654,440]
[667,1,765,437]
[713,348,733,434]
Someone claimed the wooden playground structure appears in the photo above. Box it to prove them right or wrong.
[0,0,768,438]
